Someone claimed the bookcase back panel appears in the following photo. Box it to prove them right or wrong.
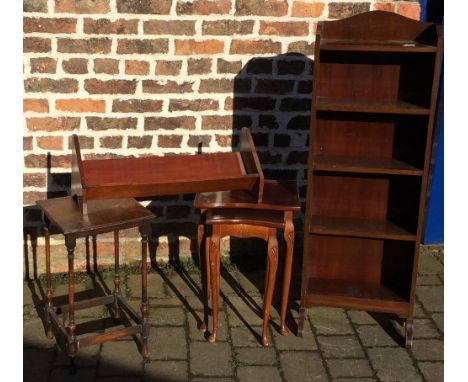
[314,112,395,158]
[311,173,389,220]
[381,240,415,301]
[307,235,383,283]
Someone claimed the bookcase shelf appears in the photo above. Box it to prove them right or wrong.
[298,11,443,349]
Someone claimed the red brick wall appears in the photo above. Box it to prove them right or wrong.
[23,0,420,273]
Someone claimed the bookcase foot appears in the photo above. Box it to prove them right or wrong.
[405,318,414,349]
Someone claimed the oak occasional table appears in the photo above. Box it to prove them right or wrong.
[36,196,155,370]
[194,180,301,346]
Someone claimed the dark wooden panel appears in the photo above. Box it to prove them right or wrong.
[320,39,437,52]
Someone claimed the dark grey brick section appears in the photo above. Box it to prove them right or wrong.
[237,366,282,382]
[234,347,278,365]
[309,307,354,335]
[279,351,328,382]
[317,336,365,359]
[144,360,188,381]
[99,340,144,377]
[149,327,188,360]
[326,358,374,379]
[190,342,234,377]
[368,347,423,382]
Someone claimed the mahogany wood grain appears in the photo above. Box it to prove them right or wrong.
[298,11,443,348]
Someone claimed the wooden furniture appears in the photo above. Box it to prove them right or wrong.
[36,197,155,367]
[298,11,443,348]
[195,180,301,346]
[71,127,264,215]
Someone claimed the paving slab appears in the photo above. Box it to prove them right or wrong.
[272,317,317,351]
[23,348,54,382]
[190,341,234,377]
[347,310,377,325]
[126,273,167,299]
[411,339,444,361]
[188,310,229,342]
[49,367,97,382]
[225,295,265,327]
[417,286,444,313]
[367,347,423,382]
[418,361,444,382]
[279,351,328,382]
[149,327,188,360]
[309,307,354,335]
[99,340,144,377]
[234,347,278,365]
[356,325,399,347]
[237,365,282,382]
[23,318,56,349]
[317,335,365,358]
[144,360,188,382]
[230,326,264,348]
[326,358,374,378]
[150,306,185,326]
[418,253,444,275]
[431,313,444,333]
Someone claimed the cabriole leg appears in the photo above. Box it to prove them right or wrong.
[262,229,278,347]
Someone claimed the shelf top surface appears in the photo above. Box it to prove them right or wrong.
[37,197,154,236]
[82,152,247,188]
[320,38,437,52]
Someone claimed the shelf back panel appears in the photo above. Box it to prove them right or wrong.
[306,235,384,284]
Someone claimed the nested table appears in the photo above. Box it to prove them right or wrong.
[194,180,301,346]
[36,197,155,365]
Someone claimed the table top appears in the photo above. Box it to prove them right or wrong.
[194,180,301,212]
[37,197,154,237]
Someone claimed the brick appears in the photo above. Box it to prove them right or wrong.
[125,60,149,75]
[155,61,182,75]
[175,39,224,55]
[128,135,153,149]
[62,58,88,74]
[419,362,443,382]
[83,18,138,34]
[328,2,371,19]
[144,20,196,35]
[187,135,212,148]
[158,135,183,148]
[238,366,281,382]
[287,115,309,130]
[273,134,290,147]
[202,20,254,35]
[255,79,295,94]
[236,0,288,16]
[202,115,230,130]
[246,58,272,74]
[57,38,111,54]
[24,0,48,13]
[176,0,231,15]
[327,359,373,379]
[278,59,306,75]
[26,117,80,132]
[260,21,309,36]
[86,117,137,131]
[93,58,119,74]
[84,79,137,94]
[30,58,56,74]
[117,38,168,54]
[55,0,110,14]
[233,97,276,111]
[199,79,236,93]
[374,2,394,12]
[112,99,163,113]
[292,1,325,17]
[23,37,51,53]
[56,99,106,113]
[117,0,171,14]
[280,97,311,111]
[24,137,33,151]
[100,136,123,149]
[36,136,63,150]
[25,154,71,168]
[23,191,47,205]
[145,361,188,381]
[398,3,421,20]
[288,41,315,55]
[67,136,94,149]
[318,336,364,358]
[143,80,194,94]
[216,134,234,147]
[230,40,281,54]
[24,78,78,93]
[145,117,196,131]
[218,59,242,74]
[24,99,49,113]
[224,97,233,110]
[24,17,76,33]
[190,342,233,376]
[298,80,313,93]
[23,173,46,188]
[169,99,218,112]
[187,58,212,75]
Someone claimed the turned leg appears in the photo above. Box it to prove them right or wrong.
[44,226,53,339]
[113,230,121,320]
[65,235,78,364]
[198,222,208,333]
[262,229,278,347]
[405,318,414,349]
[140,224,150,361]
[202,234,211,334]
[208,227,221,343]
[297,307,306,338]
[280,212,294,336]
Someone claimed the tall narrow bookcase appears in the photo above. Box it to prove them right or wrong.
[297,11,442,348]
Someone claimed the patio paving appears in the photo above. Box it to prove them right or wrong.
[23,246,443,381]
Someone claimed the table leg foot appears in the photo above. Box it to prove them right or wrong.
[297,307,306,338]
[405,318,414,349]
[261,336,271,347]
[208,332,217,343]
[280,324,289,336]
